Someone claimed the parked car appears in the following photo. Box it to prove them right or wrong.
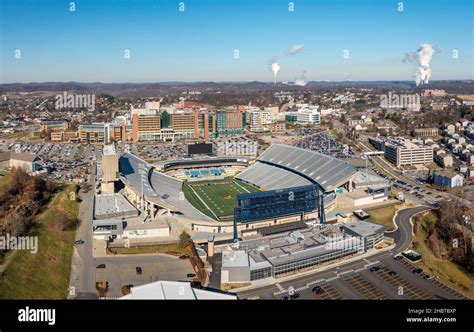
[369,266,381,272]
[289,293,300,299]
[394,255,403,261]
[186,273,196,278]
[74,240,84,245]
[136,267,142,275]
[412,268,423,274]
[312,286,325,295]
[423,275,435,281]
[179,255,188,260]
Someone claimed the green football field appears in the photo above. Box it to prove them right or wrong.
[183,179,260,220]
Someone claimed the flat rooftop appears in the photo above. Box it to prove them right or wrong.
[232,220,385,268]
[94,193,138,219]
[345,189,373,199]
[342,220,385,237]
[385,138,431,150]
[125,217,170,231]
[222,250,249,268]
[353,172,388,185]
[238,224,349,264]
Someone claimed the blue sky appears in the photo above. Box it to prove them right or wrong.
[0,0,473,83]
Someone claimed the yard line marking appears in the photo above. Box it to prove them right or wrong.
[188,184,219,220]
[233,180,251,193]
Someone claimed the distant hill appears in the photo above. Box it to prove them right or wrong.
[1,80,473,97]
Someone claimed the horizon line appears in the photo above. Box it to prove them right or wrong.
[1,79,473,85]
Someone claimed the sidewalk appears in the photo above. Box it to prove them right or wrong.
[93,239,107,257]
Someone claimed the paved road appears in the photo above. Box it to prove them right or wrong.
[69,165,97,298]
[237,206,444,300]
[389,205,430,252]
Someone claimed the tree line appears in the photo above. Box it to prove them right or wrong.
[0,168,57,261]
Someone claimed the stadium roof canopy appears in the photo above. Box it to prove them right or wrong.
[242,144,358,192]
[237,162,312,190]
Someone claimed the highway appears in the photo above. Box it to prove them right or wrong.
[236,206,466,300]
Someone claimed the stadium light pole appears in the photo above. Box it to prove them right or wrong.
[138,164,146,223]
[317,184,326,224]
[233,217,238,243]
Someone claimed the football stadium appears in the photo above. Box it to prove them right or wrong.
[182,179,260,221]
[118,143,360,239]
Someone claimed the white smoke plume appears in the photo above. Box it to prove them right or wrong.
[294,79,306,86]
[403,44,437,86]
[269,57,281,83]
[286,44,304,55]
[293,70,307,86]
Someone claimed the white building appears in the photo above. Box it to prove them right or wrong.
[144,101,161,112]
[435,153,453,168]
[297,108,321,125]
[248,110,272,132]
[369,137,433,167]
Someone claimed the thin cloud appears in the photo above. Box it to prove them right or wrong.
[285,44,304,55]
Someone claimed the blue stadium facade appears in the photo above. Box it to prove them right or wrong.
[234,185,319,223]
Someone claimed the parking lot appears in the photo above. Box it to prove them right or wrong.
[373,266,432,299]
[396,256,468,300]
[309,281,344,300]
[97,256,196,298]
[370,166,444,205]
[259,256,468,300]
[135,142,187,161]
[294,130,354,159]
[0,140,94,183]
[342,273,389,299]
